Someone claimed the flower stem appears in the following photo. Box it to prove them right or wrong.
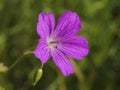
[8,51,34,71]
[40,63,44,69]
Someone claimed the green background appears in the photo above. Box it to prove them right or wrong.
[0,0,120,90]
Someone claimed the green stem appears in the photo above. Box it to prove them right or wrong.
[8,51,34,71]
[40,63,44,69]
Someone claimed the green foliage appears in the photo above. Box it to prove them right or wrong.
[0,0,120,90]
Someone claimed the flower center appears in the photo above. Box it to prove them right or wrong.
[47,38,59,49]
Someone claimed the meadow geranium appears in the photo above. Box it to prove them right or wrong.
[34,11,89,76]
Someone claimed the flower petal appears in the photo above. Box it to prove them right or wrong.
[34,39,50,63]
[55,11,82,37]
[58,36,89,60]
[37,12,55,38]
[51,49,74,76]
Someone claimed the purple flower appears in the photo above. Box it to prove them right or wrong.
[34,11,89,76]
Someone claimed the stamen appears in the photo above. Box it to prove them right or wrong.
[47,38,58,49]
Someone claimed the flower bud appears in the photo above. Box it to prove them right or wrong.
[33,68,43,86]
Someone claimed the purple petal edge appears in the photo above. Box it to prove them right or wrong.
[37,12,55,38]
[51,49,74,76]
[58,36,89,60]
[54,11,82,37]
[34,39,50,63]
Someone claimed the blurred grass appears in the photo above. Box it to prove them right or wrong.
[0,0,120,90]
